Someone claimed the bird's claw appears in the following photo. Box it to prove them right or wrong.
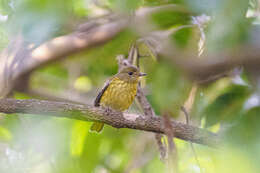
[104,106,113,115]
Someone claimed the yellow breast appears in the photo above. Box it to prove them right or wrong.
[100,77,138,111]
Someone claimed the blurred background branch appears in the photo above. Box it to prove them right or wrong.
[0,4,189,98]
[1,3,257,98]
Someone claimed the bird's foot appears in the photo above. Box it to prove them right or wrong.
[103,106,113,115]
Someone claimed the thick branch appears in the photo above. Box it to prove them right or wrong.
[0,99,219,147]
[140,26,260,83]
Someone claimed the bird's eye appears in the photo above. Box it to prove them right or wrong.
[128,72,133,75]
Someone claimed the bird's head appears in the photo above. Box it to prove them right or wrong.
[116,66,146,83]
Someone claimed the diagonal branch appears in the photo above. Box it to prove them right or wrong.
[126,44,168,159]
[21,18,127,76]
[0,98,219,147]
[0,4,188,97]
[0,16,128,97]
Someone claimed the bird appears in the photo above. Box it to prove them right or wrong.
[90,65,146,132]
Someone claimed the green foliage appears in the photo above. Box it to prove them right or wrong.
[73,0,89,17]
[173,27,192,48]
[0,125,12,142]
[7,0,88,44]
[147,59,191,115]
[206,0,251,52]
[75,30,137,84]
[224,106,260,171]
[151,10,190,29]
[109,0,143,12]
[203,84,251,127]
[31,63,68,91]
[0,0,12,15]
[0,26,8,50]
[0,0,258,172]
[227,106,260,145]
[184,0,218,14]
[70,121,91,157]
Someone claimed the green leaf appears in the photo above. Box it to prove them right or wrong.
[205,0,251,52]
[172,27,192,48]
[151,10,190,29]
[74,76,93,93]
[70,121,91,157]
[0,0,12,15]
[203,84,250,127]
[147,60,191,115]
[225,106,260,168]
[0,125,12,142]
[108,0,143,12]
[227,106,260,145]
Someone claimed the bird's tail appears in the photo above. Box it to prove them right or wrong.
[90,122,104,133]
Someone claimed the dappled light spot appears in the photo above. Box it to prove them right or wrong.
[31,45,53,61]
[123,113,140,121]
[74,76,92,92]
[72,37,88,48]
[92,31,108,41]
[70,121,90,157]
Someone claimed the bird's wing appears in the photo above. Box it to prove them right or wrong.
[94,79,111,107]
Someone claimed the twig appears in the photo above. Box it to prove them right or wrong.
[124,133,155,173]
[181,106,203,173]
[127,44,139,65]
[164,114,178,173]
[155,133,167,160]
[125,44,168,159]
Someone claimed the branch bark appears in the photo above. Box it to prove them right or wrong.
[0,98,219,147]
[125,44,168,159]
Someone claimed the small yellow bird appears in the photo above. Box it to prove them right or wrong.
[90,65,146,132]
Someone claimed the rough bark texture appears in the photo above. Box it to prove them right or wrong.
[0,99,219,147]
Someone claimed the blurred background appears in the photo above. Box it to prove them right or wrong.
[0,0,259,172]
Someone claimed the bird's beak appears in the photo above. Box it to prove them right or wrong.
[139,72,147,77]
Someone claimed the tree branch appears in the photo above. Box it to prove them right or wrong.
[0,16,128,97]
[0,98,219,147]
[139,25,260,84]
[0,4,188,97]
[23,18,127,76]
[125,44,168,159]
